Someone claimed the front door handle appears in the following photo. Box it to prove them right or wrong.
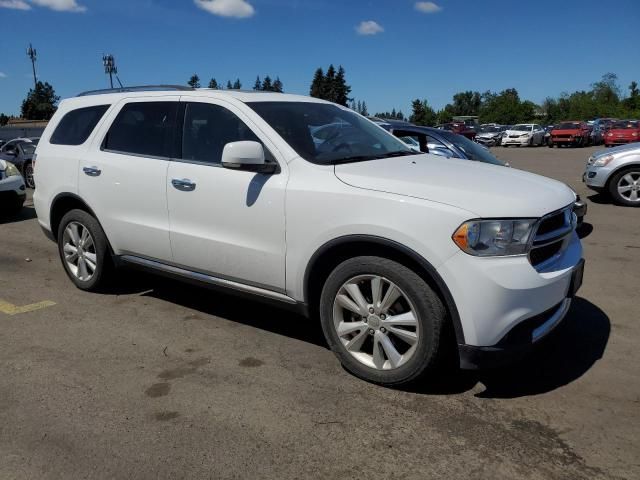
[83,166,101,177]
[171,178,196,192]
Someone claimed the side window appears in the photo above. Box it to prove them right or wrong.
[103,101,177,158]
[181,102,261,165]
[50,105,110,145]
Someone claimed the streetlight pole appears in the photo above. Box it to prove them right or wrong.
[102,54,117,89]
[26,43,37,89]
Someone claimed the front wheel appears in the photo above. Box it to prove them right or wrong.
[57,209,114,291]
[609,168,640,207]
[23,161,35,189]
[319,256,446,386]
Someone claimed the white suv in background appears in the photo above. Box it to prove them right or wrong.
[34,86,584,386]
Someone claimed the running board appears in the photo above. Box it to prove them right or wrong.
[119,255,297,304]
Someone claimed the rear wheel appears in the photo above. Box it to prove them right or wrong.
[609,168,640,207]
[57,209,114,291]
[319,256,446,386]
[23,161,35,189]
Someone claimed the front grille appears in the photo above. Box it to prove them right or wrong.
[554,134,571,139]
[528,206,575,269]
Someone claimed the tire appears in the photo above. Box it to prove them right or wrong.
[57,209,114,291]
[0,197,23,217]
[528,137,533,147]
[548,141,554,148]
[608,167,640,207]
[319,256,446,386]
[23,161,35,189]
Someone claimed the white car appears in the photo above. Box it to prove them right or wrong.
[502,124,546,147]
[0,159,26,216]
[33,86,584,385]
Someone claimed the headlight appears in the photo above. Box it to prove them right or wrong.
[452,219,537,256]
[608,133,613,137]
[4,162,21,177]
[632,132,638,137]
[592,154,614,167]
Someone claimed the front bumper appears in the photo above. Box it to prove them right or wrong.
[437,231,583,368]
[604,137,638,145]
[502,136,530,145]
[583,164,613,189]
[0,175,26,209]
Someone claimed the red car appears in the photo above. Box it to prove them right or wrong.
[549,121,591,147]
[604,120,640,147]
[437,122,477,140]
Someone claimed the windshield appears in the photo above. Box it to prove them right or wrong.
[611,121,638,129]
[511,125,532,132]
[439,130,505,166]
[557,122,581,129]
[247,102,415,164]
[20,143,36,154]
[479,126,500,133]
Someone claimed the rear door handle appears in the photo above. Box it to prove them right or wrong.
[83,166,101,177]
[171,178,196,192]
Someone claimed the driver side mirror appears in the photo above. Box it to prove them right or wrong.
[221,141,276,174]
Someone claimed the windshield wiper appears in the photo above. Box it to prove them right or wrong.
[330,150,419,165]
[377,150,420,158]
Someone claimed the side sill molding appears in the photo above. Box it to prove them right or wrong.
[119,255,297,305]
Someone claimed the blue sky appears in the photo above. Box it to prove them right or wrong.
[1,0,639,116]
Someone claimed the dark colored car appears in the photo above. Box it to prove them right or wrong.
[0,140,37,188]
[549,121,591,148]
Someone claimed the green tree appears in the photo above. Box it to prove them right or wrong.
[324,65,336,101]
[310,68,324,98]
[409,99,437,126]
[188,74,200,88]
[333,66,352,106]
[233,78,242,89]
[21,81,59,120]
[262,76,273,91]
[226,80,233,89]
[253,76,262,91]
[208,78,219,89]
[624,81,639,111]
[0,113,9,126]
[360,100,368,116]
[397,110,405,120]
[273,77,284,93]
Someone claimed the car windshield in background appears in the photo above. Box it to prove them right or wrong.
[439,130,505,166]
[557,123,581,129]
[21,144,36,155]
[611,121,638,129]
[247,102,415,164]
[512,125,531,131]
[479,126,500,133]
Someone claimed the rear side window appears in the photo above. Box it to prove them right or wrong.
[50,105,110,145]
[103,102,177,158]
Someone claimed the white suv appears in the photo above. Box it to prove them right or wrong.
[33,86,584,385]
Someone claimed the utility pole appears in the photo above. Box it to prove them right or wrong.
[26,43,37,89]
[102,54,117,89]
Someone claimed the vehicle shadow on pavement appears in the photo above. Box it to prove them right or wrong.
[401,297,610,398]
[0,205,37,224]
[105,270,328,348]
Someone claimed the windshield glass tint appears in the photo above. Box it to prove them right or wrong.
[557,122,581,129]
[439,131,505,166]
[20,143,36,154]
[247,102,412,164]
[611,121,638,129]
[479,126,500,133]
[512,125,531,132]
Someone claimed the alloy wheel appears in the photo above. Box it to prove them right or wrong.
[62,221,97,281]
[24,163,35,188]
[617,171,640,203]
[332,275,420,370]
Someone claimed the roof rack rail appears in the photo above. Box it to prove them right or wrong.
[76,85,194,97]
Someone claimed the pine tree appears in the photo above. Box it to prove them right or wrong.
[188,74,200,88]
[397,110,404,120]
[357,100,362,114]
[20,81,60,120]
[253,76,262,90]
[273,77,283,93]
[324,65,336,102]
[361,100,368,116]
[334,66,351,106]
[233,78,242,89]
[262,76,273,91]
[208,78,218,89]
[310,68,325,98]
[391,108,397,118]
[226,80,233,89]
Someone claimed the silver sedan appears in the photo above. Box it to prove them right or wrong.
[583,143,640,206]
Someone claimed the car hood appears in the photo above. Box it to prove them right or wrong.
[477,132,501,138]
[505,130,529,136]
[334,154,575,218]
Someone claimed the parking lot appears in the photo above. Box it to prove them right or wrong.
[1,145,638,479]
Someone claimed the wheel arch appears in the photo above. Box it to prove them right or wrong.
[49,192,99,240]
[303,235,465,345]
[605,161,640,188]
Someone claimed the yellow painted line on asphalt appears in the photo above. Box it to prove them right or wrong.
[0,299,56,316]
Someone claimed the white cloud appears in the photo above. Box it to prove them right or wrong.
[415,1,442,14]
[194,0,255,19]
[0,72,7,78]
[30,0,86,12]
[356,20,384,36]
[0,0,31,10]
[0,0,86,11]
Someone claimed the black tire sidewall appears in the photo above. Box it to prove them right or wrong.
[319,256,445,386]
[57,209,112,290]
